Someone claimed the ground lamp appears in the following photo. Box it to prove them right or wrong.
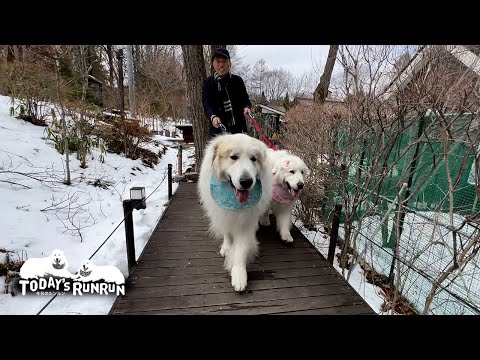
[123,186,146,275]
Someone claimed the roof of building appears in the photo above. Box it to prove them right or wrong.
[381,45,480,101]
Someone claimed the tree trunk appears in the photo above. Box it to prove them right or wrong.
[314,45,339,103]
[77,45,92,168]
[210,45,226,76]
[181,45,208,167]
[53,54,71,185]
[106,45,115,87]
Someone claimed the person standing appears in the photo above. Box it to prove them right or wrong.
[202,48,252,137]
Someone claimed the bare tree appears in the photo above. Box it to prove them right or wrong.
[51,45,72,185]
[135,45,184,129]
[314,45,339,103]
[263,68,291,102]
[5,46,56,125]
[181,45,209,166]
[250,59,268,100]
[106,45,115,86]
[288,70,317,99]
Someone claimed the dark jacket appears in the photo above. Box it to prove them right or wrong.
[202,73,252,137]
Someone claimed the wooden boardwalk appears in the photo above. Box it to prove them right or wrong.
[109,182,375,315]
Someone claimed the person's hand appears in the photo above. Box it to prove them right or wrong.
[212,116,221,128]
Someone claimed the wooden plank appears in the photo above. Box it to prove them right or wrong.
[144,239,313,249]
[124,274,343,299]
[142,250,220,260]
[280,304,375,315]
[137,256,224,268]
[134,259,331,274]
[141,249,321,260]
[130,266,339,287]
[137,254,329,268]
[143,245,221,254]
[112,291,365,315]
[141,246,319,259]
[144,240,218,248]
[153,230,210,235]
[112,283,355,313]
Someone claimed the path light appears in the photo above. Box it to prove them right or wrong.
[123,186,146,276]
[130,186,146,210]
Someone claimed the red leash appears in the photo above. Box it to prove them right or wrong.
[245,112,279,151]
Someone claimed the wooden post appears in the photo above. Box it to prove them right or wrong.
[327,204,342,265]
[123,200,136,275]
[168,164,172,199]
[178,145,183,176]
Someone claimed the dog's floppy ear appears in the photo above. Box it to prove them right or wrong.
[272,156,283,175]
[212,141,226,180]
[211,143,219,165]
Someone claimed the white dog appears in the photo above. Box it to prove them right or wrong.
[75,259,125,285]
[198,133,273,292]
[20,249,75,280]
[260,149,308,243]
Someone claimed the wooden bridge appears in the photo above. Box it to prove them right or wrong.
[109,182,375,315]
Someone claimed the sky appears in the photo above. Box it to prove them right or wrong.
[0,93,387,314]
[236,45,331,78]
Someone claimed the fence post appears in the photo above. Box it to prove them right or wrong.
[388,203,406,285]
[328,204,342,265]
[177,145,183,176]
[123,200,136,275]
[168,163,172,199]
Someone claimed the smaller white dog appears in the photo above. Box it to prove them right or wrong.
[75,259,125,285]
[260,149,308,243]
[20,249,75,280]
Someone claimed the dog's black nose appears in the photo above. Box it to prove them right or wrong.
[240,178,253,189]
[297,182,304,190]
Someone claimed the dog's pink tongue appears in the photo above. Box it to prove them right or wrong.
[234,188,250,203]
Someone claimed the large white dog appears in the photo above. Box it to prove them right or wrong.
[20,249,75,279]
[198,133,273,292]
[260,149,308,243]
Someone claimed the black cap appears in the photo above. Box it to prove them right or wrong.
[212,48,230,61]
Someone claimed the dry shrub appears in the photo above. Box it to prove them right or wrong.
[96,119,159,168]
[279,103,347,227]
[3,60,56,126]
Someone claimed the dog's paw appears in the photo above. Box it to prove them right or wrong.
[282,240,294,247]
[231,265,247,292]
[220,244,229,257]
[280,232,294,243]
[259,218,271,226]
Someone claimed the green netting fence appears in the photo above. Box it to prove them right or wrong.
[321,112,480,314]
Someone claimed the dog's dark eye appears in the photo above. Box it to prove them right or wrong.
[230,155,238,160]
[250,156,257,162]
[301,170,304,174]
[290,170,295,174]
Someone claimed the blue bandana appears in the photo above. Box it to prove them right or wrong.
[210,175,262,210]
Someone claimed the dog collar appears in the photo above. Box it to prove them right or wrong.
[272,184,300,204]
[210,175,262,210]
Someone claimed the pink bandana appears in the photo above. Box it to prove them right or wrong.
[272,184,301,204]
